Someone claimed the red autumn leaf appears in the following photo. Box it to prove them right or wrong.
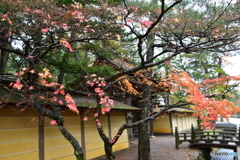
[59,90,65,95]
[58,100,63,105]
[31,118,36,122]
[41,28,49,33]
[10,81,23,90]
[50,120,57,126]
[140,20,153,27]
[82,117,88,121]
[67,104,79,114]
[65,93,79,114]
[0,14,13,25]
[60,38,73,52]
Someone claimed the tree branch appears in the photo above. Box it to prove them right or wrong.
[0,45,25,57]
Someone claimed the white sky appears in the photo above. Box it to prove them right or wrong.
[224,55,240,76]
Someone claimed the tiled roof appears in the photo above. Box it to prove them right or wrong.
[0,87,140,110]
[153,107,195,113]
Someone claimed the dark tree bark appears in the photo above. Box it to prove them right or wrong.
[0,28,10,74]
[104,142,115,160]
[94,97,115,160]
[138,83,151,160]
[137,30,154,159]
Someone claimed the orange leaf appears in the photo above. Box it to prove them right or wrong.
[60,38,73,52]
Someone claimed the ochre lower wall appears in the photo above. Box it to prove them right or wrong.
[0,105,39,160]
[153,112,198,134]
[44,109,81,160]
[153,113,171,133]
[110,112,129,153]
[85,111,129,160]
[84,115,108,160]
[171,112,197,133]
[0,106,129,160]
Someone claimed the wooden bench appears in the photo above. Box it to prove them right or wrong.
[175,125,240,149]
[190,143,238,152]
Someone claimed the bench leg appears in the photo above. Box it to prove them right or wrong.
[234,148,238,160]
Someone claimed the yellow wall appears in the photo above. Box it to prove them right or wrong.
[153,113,171,133]
[84,115,108,160]
[0,106,39,160]
[153,112,198,134]
[44,109,81,160]
[171,112,197,133]
[85,111,129,160]
[0,106,129,160]
[110,112,129,153]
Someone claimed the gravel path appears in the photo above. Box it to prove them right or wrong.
[114,135,201,160]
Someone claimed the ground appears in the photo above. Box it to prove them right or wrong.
[113,135,201,160]
[95,117,240,160]
[117,117,240,160]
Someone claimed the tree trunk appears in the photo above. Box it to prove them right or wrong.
[138,83,151,160]
[0,28,10,74]
[95,99,116,160]
[137,24,154,159]
[104,143,115,160]
[138,122,150,160]
[56,118,84,160]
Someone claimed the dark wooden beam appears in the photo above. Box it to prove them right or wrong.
[169,112,173,135]
[38,115,44,160]
[80,111,86,160]
[108,113,112,140]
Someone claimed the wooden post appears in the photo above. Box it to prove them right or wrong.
[191,124,195,144]
[38,115,44,160]
[175,127,179,149]
[80,111,86,160]
[149,119,154,138]
[238,126,240,145]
